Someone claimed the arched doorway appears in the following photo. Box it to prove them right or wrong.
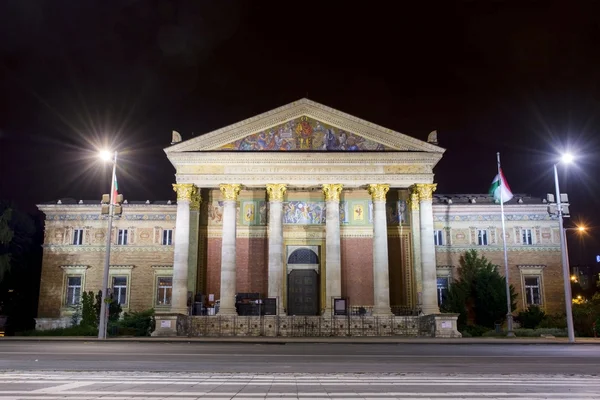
[287,248,319,316]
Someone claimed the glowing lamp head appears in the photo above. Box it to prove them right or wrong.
[578,226,586,232]
[561,153,574,164]
[99,150,112,162]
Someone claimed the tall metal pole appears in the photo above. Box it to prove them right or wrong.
[497,153,514,336]
[554,163,575,343]
[98,151,117,340]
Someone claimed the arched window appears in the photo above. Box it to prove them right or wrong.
[288,248,319,264]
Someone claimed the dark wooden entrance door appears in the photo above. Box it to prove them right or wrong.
[287,269,319,316]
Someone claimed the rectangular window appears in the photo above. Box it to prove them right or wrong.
[477,229,488,246]
[156,277,173,306]
[162,229,173,246]
[437,277,449,306]
[111,276,128,306]
[65,276,82,306]
[72,229,83,245]
[524,276,541,306]
[434,230,444,246]
[117,229,128,245]
[522,229,533,245]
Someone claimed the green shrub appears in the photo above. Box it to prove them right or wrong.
[81,291,97,327]
[514,328,567,337]
[538,314,567,329]
[572,302,600,337]
[20,325,98,336]
[115,309,155,336]
[461,324,489,337]
[517,306,546,329]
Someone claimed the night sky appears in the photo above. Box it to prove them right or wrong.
[1,1,600,264]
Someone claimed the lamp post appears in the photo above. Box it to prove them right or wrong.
[553,153,575,343]
[98,150,117,340]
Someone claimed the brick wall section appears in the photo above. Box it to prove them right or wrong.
[235,237,268,296]
[206,238,222,300]
[435,250,564,314]
[341,238,373,306]
[388,236,404,306]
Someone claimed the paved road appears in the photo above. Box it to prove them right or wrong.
[0,371,599,399]
[1,341,600,374]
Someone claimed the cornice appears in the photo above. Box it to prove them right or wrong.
[167,151,442,165]
[435,246,560,253]
[44,245,175,253]
[165,98,445,154]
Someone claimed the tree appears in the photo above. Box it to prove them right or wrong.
[442,249,517,329]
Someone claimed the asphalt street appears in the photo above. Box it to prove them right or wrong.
[1,341,599,374]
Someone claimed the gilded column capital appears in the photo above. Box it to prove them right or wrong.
[266,183,287,202]
[414,183,437,202]
[190,189,202,211]
[367,184,390,202]
[219,184,242,201]
[409,190,420,211]
[322,184,343,202]
[172,183,196,202]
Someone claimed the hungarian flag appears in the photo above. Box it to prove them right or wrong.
[112,174,119,204]
[489,169,513,203]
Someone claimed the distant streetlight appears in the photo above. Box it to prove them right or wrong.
[553,154,576,343]
[98,150,117,340]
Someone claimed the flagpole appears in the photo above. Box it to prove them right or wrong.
[497,152,515,337]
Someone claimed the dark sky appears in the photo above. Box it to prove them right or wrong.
[1,0,600,264]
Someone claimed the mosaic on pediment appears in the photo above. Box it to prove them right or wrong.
[216,116,393,152]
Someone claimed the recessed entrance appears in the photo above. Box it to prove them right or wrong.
[287,248,320,316]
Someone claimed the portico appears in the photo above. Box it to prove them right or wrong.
[165,99,445,320]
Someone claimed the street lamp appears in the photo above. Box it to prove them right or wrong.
[553,153,575,343]
[98,150,117,340]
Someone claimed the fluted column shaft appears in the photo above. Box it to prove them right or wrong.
[267,184,287,315]
[369,184,392,316]
[218,184,241,315]
[415,183,439,314]
[323,184,343,315]
[188,191,201,294]
[172,184,196,315]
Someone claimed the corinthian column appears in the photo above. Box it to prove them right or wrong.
[415,183,439,315]
[368,184,392,316]
[323,183,343,315]
[217,183,241,315]
[171,183,197,315]
[188,190,201,295]
[266,184,287,315]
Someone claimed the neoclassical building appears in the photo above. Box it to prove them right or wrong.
[36,99,565,336]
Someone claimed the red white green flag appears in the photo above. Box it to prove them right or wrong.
[112,174,119,204]
[489,168,513,203]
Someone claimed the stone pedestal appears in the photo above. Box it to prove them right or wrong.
[369,184,392,316]
[151,314,179,337]
[218,184,241,316]
[323,184,343,315]
[267,184,287,315]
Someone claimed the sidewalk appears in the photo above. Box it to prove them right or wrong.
[2,335,600,344]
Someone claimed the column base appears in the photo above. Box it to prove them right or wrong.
[372,306,393,316]
[151,315,180,337]
[422,304,440,315]
[217,307,238,316]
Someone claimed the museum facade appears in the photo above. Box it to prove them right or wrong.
[36,99,565,336]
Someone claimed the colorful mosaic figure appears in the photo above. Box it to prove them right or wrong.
[218,117,391,151]
[283,201,325,224]
[353,204,364,221]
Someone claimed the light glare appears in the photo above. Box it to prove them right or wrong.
[100,150,112,161]
[561,153,574,164]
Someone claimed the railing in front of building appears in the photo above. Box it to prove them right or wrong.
[184,313,432,338]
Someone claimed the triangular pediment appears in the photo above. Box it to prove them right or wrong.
[165,98,444,153]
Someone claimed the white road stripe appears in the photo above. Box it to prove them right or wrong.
[30,381,94,393]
